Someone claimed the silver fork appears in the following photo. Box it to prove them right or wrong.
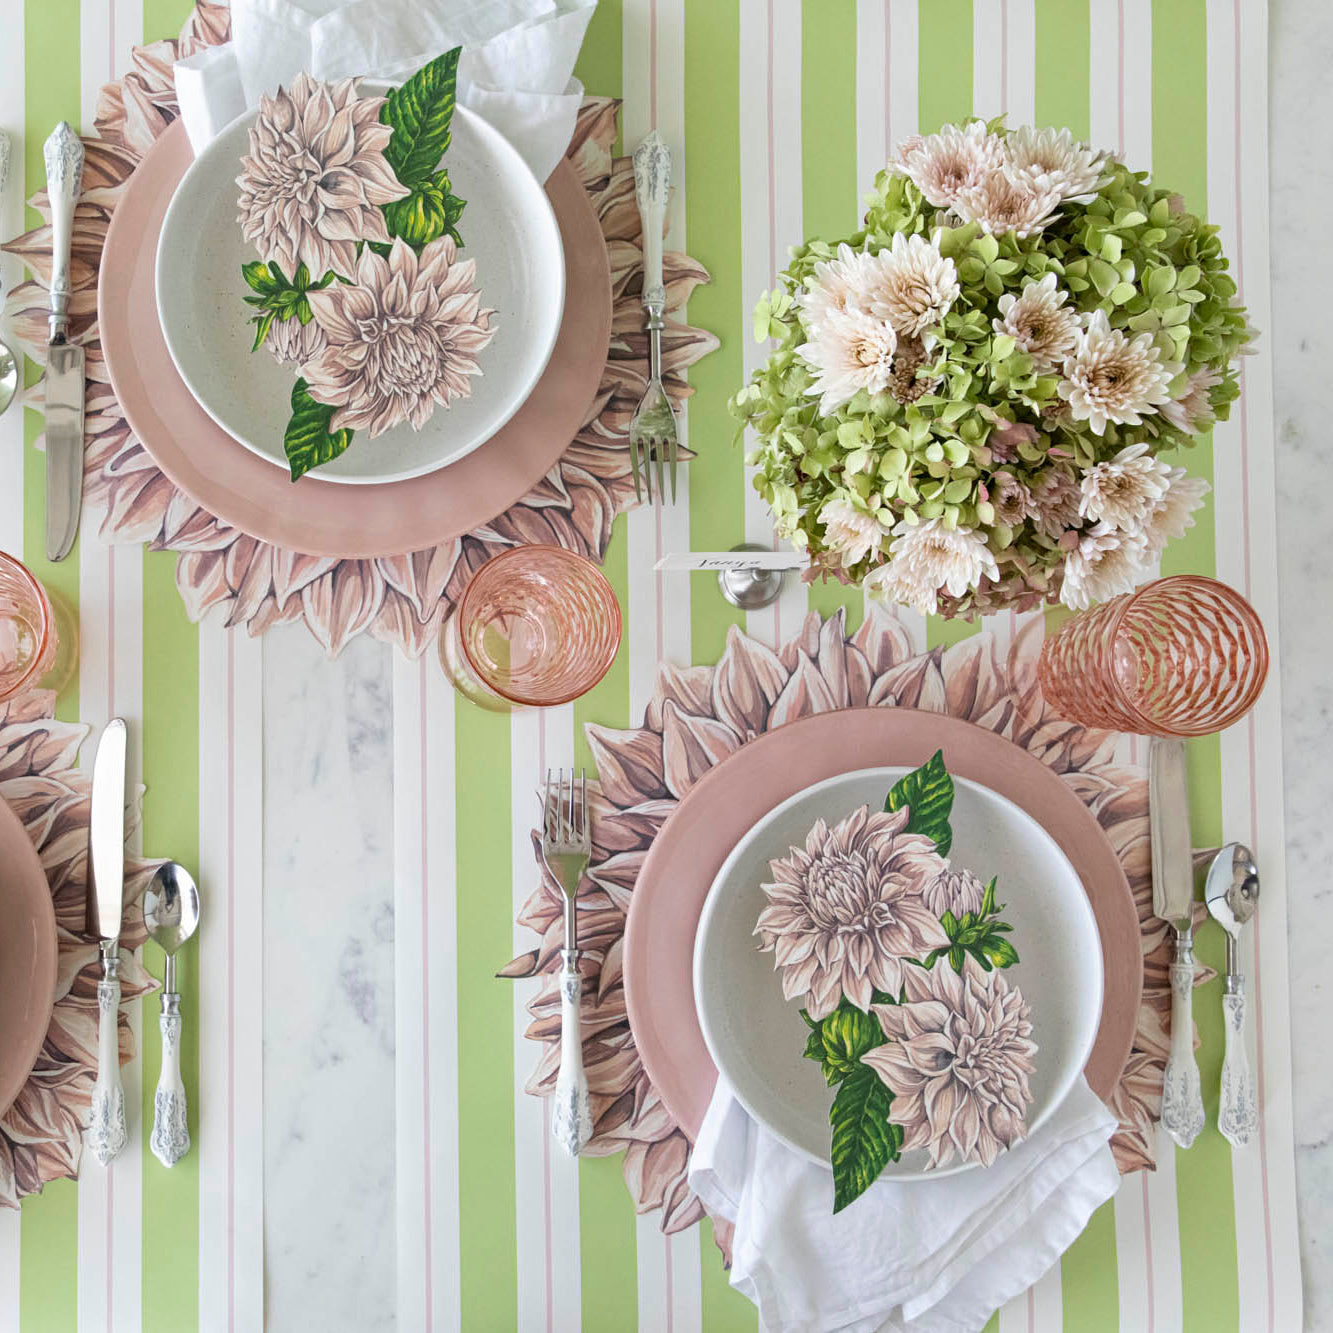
[630,131,680,505]
[541,768,594,1156]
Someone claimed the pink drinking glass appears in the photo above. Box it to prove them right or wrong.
[439,545,621,710]
[0,550,75,702]
[1038,575,1268,736]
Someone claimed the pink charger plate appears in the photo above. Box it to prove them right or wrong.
[623,707,1142,1143]
[99,121,612,559]
[0,796,57,1118]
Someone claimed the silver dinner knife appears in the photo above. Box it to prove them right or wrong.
[43,122,85,563]
[87,717,128,1164]
[1149,736,1205,1148]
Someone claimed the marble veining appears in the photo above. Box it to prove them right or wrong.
[1272,0,1333,1323]
[262,626,397,1333]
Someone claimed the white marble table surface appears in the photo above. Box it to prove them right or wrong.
[249,3,1331,1327]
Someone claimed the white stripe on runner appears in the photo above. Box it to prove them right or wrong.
[1210,1,1302,1328]
[76,4,145,1326]
[739,0,806,650]
[0,1210,16,1333]
[878,0,927,654]
[197,615,264,1333]
[393,653,463,1331]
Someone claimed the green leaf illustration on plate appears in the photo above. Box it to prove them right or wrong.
[923,878,1021,974]
[381,47,462,190]
[241,261,334,351]
[383,169,467,250]
[801,1000,886,1087]
[884,748,954,856]
[830,1064,903,1214]
[283,378,352,482]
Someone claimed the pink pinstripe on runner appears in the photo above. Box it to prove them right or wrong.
[538,708,555,1333]
[1228,2,1276,1324]
[764,0,783,647]
[419,658,434,1329]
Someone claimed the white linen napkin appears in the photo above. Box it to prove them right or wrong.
[173,0,596,182]
[688,1076,1120,1333]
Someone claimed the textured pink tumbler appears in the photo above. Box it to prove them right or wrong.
[1037,575,1268,736]
[440,545,621,709]
[0,551,70,702]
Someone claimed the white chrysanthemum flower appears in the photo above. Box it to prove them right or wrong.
[867,519,1000,615]
[1003,126,1109,201]
[798,242,881,329]
[1159,367,1221,434]
[1060,522,1149,610]
[952,169,1061,238]
[1078,442,1172,531]
[993,273,1081,369]
[862,232,961,336]
[819,498,893,568]
[891,121,1005,209]
[1140,468,1211,555]
[1057,311,1177,434]
[798,308,897,415]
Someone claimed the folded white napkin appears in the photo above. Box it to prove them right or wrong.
[688,1077,1120,1333]
[174,0,596,182]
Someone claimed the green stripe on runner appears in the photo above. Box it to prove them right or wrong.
[1150,3,1236,1330]
[141,0,195,47]
[21,0,81,719]
[456,700,518,1330]
[803,0,863,632]
[140,549,200,1333]
[700,1216,757,1332]
[1059,1197,1120,1332]
[1030,7,1127,1326]
[684,0,746,668]
[918,1,978,652]
[1034,0,1090,139]
[19,1,81,1321]
[19,1181,78,1330]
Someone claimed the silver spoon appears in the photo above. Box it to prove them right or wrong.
[143,862,201,1167]
[0,130,17,417]
[1205,843,1260,1147]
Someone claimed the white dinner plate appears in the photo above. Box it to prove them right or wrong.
[692,766,1104,1181]
[155,100,565,484]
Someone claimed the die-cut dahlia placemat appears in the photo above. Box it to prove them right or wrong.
[2,2,717,657]
[0,691,161,1207]
[504,610,1211,1234]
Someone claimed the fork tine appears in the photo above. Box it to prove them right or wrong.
[630,432,643,503]
[562,768,572,844]
[580,769,588,843]
[668,430,677,503]
[654,438,666,507]
[642,436,653,503]
[542,768,553,843]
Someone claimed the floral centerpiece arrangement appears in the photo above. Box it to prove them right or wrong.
[756,752,1034,1211]
[235,47,496,480]
[733,120,1254,615]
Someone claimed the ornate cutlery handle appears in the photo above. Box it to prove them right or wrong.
[633,131,670,312]
[551,950,593,1156]
[150,994,191,1167]
[43,122,83,342]
[88,953,128,1165]
[1161,938,1205,1149]
[1218,985,1258,1148]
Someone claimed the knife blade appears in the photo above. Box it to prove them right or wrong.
[42,122,85,564]
[1148,736,1205,1148]
[86,717,128,1164]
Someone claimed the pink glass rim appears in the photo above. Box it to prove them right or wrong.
[0,551,55,701]
[455,545,621,707]
[1040,574,1269,737]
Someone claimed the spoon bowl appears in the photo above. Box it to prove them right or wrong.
[1205,842,1260,942]
[143,861,201,958]
[0,341,16,416]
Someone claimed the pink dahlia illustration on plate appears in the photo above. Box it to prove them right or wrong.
[755,750,1036,1211]
[234,47,497,480]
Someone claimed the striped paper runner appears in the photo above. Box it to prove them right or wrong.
[0,1,1297,1329]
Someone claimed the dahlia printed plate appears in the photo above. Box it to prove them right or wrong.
[156,52,564,484]
[693,758,1103,1200]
